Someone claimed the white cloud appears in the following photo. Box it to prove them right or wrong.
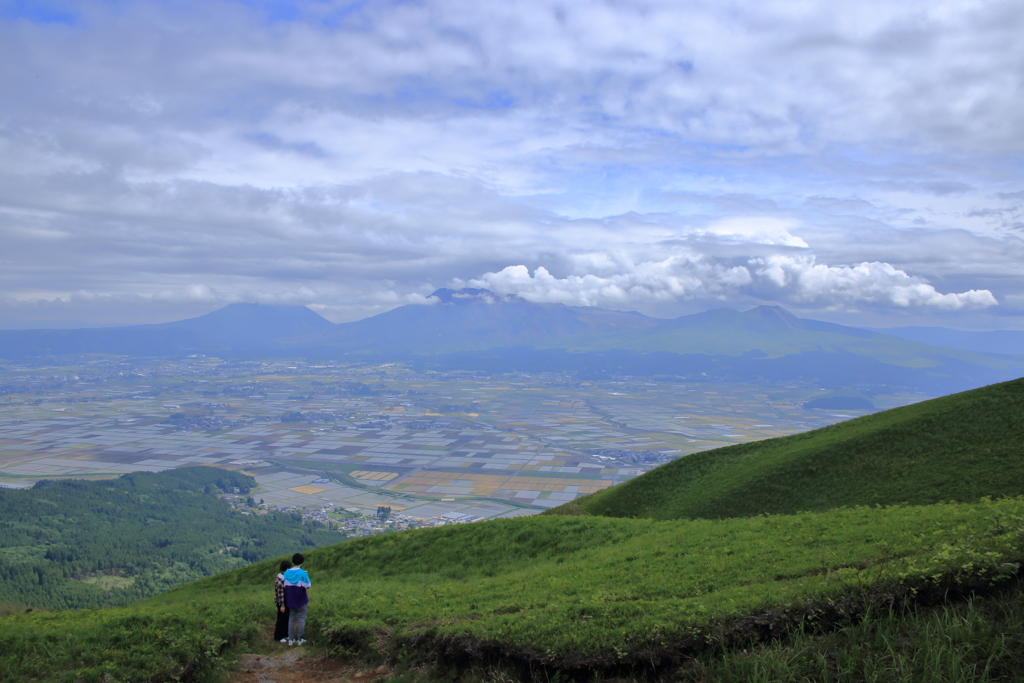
[119,285,323,307]
[458,259,750,307]
[459,255,998,312]
[748,256,998,310]
[0,1,1021,327]
[374,290,442,306]
[698,217,809,248]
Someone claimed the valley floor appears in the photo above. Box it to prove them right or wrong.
[0,358,899,524]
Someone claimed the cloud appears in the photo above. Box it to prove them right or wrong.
[458,259,751,308]
[6,0,1024,189]
[0,164,1014,323]
[870,180,975,196]
[698,217,809,248]
[373,290,441,306]
[0,1,1022,327]
[747,256,998,310]
[460,255,998,312]
[0,283,334,328]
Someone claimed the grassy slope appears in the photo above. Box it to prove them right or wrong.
[4,499,1024,680]
[678,580,1024,683]
[568,377,1024,521]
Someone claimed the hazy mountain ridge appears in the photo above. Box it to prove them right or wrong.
[150,302,335,347]
[0,303,333,356]
[867,326,1024,357]
[296,288,665,353]
[0,290,1021,395]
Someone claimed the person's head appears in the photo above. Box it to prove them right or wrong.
[279,559,292,573]
[291,552,305,567]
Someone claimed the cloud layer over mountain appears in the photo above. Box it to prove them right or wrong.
[1,0,1022,328]
[460,258,999,312]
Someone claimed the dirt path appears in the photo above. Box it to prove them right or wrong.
[228,647,389,683]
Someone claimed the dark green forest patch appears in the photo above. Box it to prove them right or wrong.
[0,466,347,610]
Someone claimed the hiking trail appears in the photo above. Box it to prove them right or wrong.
[228,647,389,683]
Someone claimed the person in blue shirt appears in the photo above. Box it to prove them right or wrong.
[282,552,312,645]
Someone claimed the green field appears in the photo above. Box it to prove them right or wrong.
[2,379,1024,682]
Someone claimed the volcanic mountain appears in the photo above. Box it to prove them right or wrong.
[0,289,1021,394]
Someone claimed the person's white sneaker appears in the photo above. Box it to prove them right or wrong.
[279,638,288,643]
[287,639,294,646]
[297,639,307,645]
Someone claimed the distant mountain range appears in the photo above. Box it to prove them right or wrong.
[865,326,1024,357]
[1,288,1021,395]
[0,302,333,357]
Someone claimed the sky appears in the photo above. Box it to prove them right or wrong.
[1,0,1023,330]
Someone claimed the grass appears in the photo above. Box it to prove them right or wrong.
[0,604,40,618]
[566,377,1024,520]
[674,580,1024,683]
[0,599,260,683]
[386,581,1024,682]
[4,498,1024,680]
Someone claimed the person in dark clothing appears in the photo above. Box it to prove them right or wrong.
[273,559,292,643]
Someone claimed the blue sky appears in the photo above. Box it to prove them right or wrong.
[1,0,1023,329]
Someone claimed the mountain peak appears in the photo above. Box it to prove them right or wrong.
[160,302,333,345]
[742,305,805,329]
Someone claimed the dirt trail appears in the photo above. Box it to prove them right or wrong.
[228,647,389,683]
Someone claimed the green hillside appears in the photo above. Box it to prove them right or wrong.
[564,377,1024,521]
[3,499,1024,682]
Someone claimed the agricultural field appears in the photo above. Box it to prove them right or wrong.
[0,356,918,522]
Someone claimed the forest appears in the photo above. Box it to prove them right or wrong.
[0,467,346,610]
